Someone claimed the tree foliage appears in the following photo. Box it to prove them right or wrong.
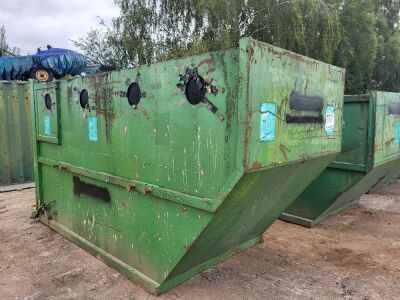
[372,0,400,91]
[74,0,400,93]
[332,0,378,93]
[0,25,20,56]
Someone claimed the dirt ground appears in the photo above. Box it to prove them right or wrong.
[1,183,400,300]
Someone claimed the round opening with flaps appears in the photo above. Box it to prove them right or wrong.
[80,89,89,109]
[44,94,52,110]
[185,76,206,105]
[127,83,141,106]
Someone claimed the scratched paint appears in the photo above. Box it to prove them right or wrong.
[32,37,345,294]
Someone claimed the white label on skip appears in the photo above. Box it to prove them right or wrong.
[325,105,335,135]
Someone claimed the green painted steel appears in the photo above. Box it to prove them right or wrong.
[0,81,34,187]
[283,92,400,227]
[369,163,400,192]
[32,38,345,294]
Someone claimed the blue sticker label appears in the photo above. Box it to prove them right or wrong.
[394,123,400,145]
[87,116,98,142]
[44,115,51,136]
[325,105,335,135]
[260,103,276,142]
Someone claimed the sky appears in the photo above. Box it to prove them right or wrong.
[0,0,120,54]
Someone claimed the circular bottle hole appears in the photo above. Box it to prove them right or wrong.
[44,94,52,110]
[127,83,141,106]
[80,89,89,109]
[185,76,206,105]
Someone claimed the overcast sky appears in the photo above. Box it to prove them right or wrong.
[0,0,120,54]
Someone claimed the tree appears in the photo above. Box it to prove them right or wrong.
[0,26,20,56]
[245,0,341,63]
[372,30,400,91]
[75,0,399,93]
[371,0,400,91]
[72,19,131,68]
[75,0,342,67]
[332,0,378,94]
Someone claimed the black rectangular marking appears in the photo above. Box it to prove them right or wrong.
[289,92,323,112]
[73,176,111,202]
[286,115,323,124]
[388,101,400,115]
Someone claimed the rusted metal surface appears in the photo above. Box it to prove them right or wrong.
[0,81,34,187]
[32,38,344,294]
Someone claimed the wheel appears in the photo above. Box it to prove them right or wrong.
[30,67,54,82]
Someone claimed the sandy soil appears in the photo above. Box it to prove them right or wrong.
[1,183,399,300]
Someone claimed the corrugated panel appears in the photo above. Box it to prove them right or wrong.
[0,81,34,187]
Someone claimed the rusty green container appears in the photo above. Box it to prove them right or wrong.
[0,81,34,190]
[282,92,400,227]
[31,38,344,294]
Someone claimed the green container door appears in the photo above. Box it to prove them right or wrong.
[283,92,400,227]
[0,81,34,189]
[32,38,344,294]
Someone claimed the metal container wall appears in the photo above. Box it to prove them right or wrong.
[0,81,34,187]
[282,92,400,227]
[31,38,345,294]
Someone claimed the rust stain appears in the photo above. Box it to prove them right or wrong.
[279,144,290,161]
[284,51,305,62]
[184,241,195,252]
[67,86,73,99]
[267,46,307,63]
[277,97,288,116]
[59,165,71,172]
[208,67,216,73]
[126,184,136,191]
[67,86,73,115]
[198,58,213,68]
[356,95,370,101]
[218,193,229,201]
[140,106,150,119]
[142,187,152,194]
[385,138,394,145]
[300,154,308,163]
[243,46,254,169]
[92,74,115,143]
[251,161,262,170]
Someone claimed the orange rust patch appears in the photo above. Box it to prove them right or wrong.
[251,161,263,170]
[284,51,305,62]
[198,58,213,68]
[127,184,136,191]
[184,241,195,252]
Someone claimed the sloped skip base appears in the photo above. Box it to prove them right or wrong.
[39,154,335,294]
[40,218,261,295]
[369,162,400,193]
[282,159,400,227]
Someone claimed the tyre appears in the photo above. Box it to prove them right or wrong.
[30,67,54,82]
